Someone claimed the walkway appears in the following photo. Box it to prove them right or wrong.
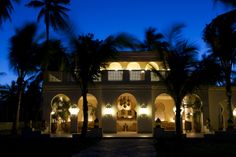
[73,138,158,157]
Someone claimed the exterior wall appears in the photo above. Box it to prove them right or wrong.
[208,87,236,131]
[42,52,236,134]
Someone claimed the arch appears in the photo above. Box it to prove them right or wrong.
[50,94,71,134]
[117,93,137,111]
[182,94,202,109]
[218,99,228,130]
[154,93,175,122]
[116,93,137,132]
[126,62,141,70]
[51,94,70,110]
[182,94,203,133]
[78,93,98,123]
[108,62,123,70]
[145,62,159,70]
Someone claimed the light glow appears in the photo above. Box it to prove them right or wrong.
[140,107,148,115]
[233,108,236,117]
[104,107,113,115]
[69,104,79,116]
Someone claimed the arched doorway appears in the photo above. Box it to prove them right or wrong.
[50,94,71,134]
[218,100,228,131]
[78,94,98,131]
[182,94,203,133]
[116,93,137,132]
[154,93,175,130]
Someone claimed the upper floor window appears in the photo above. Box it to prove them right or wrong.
[151,72,160,81]
[93,74,101,82]
[108,71,123,81]
[130,70,145,81]
[49,73,62,82]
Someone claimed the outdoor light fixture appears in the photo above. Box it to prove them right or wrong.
[69,104,79,116]
[233,108,236,117]
[104,107,113,115]
[104,103,113,115]
[69,104,79,134]
[140,107,148,115]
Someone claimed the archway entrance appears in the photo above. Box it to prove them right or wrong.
[116,93,137,132]
[154,93,175,131]
[50,94,71,134]
[218,100,228,131]
[78,94,98,132]
[182,94,203,133]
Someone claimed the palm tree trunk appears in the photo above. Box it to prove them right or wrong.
[81,82,88,138]
[45,12,49,45]
[12,77,23,135]
[175,98,182,139]
[226,74,233,129]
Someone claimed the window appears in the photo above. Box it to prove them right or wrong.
[151,72,160,81]
[49,73,62,82]
[130,71,145,81]
[93,74,101,82]
[108,71,123,81]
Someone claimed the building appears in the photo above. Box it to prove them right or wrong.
[42,52,236,135]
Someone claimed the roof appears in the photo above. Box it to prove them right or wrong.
[112,51,161,62]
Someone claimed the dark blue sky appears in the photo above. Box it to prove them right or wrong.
[0,0,228,85]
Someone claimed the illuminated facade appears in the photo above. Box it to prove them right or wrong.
[42,52,236,135]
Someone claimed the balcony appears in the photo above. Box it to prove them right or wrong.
[45,70,163,83]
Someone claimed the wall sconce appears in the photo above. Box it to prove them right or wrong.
[233,108,236,117]
[104,103,113,115]
[104,107,113,115]
[69,104,79,117]
[140,107,148,115]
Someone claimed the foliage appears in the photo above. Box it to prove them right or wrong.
[0,0,20,26]
[26,0,71,42]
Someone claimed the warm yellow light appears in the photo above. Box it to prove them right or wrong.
[104,107,113,115]
[51,111,55,115]
[233,108,236,117]
[88,117,93,122]
[69,104,79,116]
[173,106,184,115]
[140,107,148,115]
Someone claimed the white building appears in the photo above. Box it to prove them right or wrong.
[42,52,236,135]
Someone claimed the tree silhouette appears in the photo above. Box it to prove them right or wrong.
[8,23,40,134]
[26,0,71,43]
[0,0,20,26]
[203,9,236,128]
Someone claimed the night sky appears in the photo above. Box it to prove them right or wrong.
[0,0,229,85]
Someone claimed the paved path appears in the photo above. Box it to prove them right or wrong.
[73,138,158,157]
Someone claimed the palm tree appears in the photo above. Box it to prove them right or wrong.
[139,27,166,51]
[0,0,20,26]
[69,33,136,138]
[0,81,18,121]
[8,23,40,134]
[26,0,71,43]
[203,10,236,128]
[214,0,236,6]
[152,24,199,138]
[38,39,69,71]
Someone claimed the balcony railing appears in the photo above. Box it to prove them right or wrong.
[45,70,163,83]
